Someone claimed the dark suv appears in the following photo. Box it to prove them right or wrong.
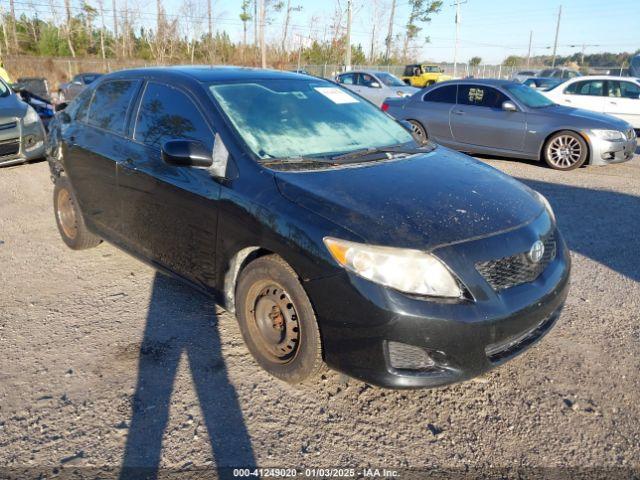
[47,67,570,389]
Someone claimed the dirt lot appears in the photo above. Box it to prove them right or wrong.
[1,151,639,478]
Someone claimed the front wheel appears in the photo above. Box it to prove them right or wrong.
[235,255,324,385]
[543,131,588,171]
[407,119,428,144]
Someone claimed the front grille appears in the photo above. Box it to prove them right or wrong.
[0,139,20,157]
[0,121,17,131]
[476,233,557,291]
[485,310,559,364]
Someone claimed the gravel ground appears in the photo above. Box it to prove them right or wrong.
[1,149,639,479]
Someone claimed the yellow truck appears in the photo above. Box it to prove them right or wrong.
[401,64,451,87]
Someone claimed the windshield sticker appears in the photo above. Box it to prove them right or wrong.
[314,87,359,104]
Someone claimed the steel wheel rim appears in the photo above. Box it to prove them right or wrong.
[548,134,582,168]
[250,284,301,364]
[409,121,427,142]
[57,188,78,240]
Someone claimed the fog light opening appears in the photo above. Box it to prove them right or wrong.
[387,341,446,373]
[24,135,43,152]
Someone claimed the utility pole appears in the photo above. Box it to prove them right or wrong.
[526,30,532,67]
[207,0,213,63]
[551,5,561,68]
[259,0,266,68]
[254,0,258,47]
[345,0,352,70]
[384,0,396,63]
[451,0,467,78]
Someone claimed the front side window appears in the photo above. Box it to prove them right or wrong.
[134,82,213,150]
[457,85,508,108]
[87,80,139,134]
[209,80,413,160]
[338,73,355,85]
[358,73,377,87]
[607,81,640,99]
[424,85,457,103]
[66,87,93,122]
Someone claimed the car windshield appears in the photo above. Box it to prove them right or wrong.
[209,79,414,160]
[0,79,10,97]
[504,83,555,108]
[376,72,406,87]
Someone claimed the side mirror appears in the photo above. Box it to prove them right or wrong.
[55,102,68,112]
[161,140,213,168]
[369,81,381,88]
[502,101,517,112]
[72,80,83,86]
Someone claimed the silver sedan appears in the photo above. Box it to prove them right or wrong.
[336,70,419,107]
[383,79,636,171]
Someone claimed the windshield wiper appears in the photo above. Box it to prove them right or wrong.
[330,143,432,162]
[260,155,337,167]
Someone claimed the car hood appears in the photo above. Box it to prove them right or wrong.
[274,147,544,250]
[0,94,28,119]
[540,104,631,130]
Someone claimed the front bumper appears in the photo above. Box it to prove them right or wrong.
[305,212,571,389]
[586,130,636,166]
[0,117,46,167]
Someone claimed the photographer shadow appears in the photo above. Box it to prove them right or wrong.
[120,272,255,479]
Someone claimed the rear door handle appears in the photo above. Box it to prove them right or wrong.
[609,101,617,105]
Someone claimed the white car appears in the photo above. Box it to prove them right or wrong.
[335,70,419,107]
[542,76,640,129]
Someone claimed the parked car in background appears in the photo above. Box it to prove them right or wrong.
[542,76,640,129]
[47,67,570,389]
[522,77,565,91]
[401,64,451,87]
[0,78,46,166]
[335,70,418,106]
[57,72,102,102]
[510,70,540,83]
[630,54,640,78]
[14,77,50,100]
[538,68,581,79]
[383,79,636,171]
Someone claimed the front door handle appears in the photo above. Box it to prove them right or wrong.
[452,109,465,115]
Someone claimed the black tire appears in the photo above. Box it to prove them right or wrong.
[407,119,428,144]
[53,176,102,250]
[543,130,588,171]
[235,254,324,384]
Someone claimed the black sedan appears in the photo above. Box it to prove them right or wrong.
[46,67,570,389]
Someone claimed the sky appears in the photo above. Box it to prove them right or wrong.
[11,0,640,64]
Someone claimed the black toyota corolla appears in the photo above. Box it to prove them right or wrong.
[47,66,570,389]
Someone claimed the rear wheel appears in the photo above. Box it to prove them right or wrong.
[543,130,588,171]
[53,176,101,250]
[408,119,428,144]
[235,255,324,385]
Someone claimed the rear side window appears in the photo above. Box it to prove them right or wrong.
[606,81,640,99]
[457,85,508,108]
[87,80,139,134]
[423,85,457,103]
[564,80,603,96]
[134,82,213,150]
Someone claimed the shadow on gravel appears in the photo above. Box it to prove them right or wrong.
[517,178,640,282]
[120,273,255,479]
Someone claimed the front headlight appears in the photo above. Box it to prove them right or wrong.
[533,190,556,223]
[23,105,40,126]
[323,237,463,298]
[591,129,624,141]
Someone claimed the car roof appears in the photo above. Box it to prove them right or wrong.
[431,78,517,88]
[564,75,638,81]
[102,65,315,83]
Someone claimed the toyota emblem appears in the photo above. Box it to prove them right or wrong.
[528,240,545,264]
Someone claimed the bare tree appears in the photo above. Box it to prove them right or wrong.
[64,0,76,57]
[97,0,106,61]
[207,0,213,62]
[9,0,18,51]
[259,0,265,67]
[280,0,302,53]
[112,0,118,56]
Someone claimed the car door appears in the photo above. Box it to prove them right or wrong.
[450,84,526,152]
[357,73,385,105]
[558,79,605,112]
[62,79,141,238]
[604,80,640,127]
[117,81,221,288]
